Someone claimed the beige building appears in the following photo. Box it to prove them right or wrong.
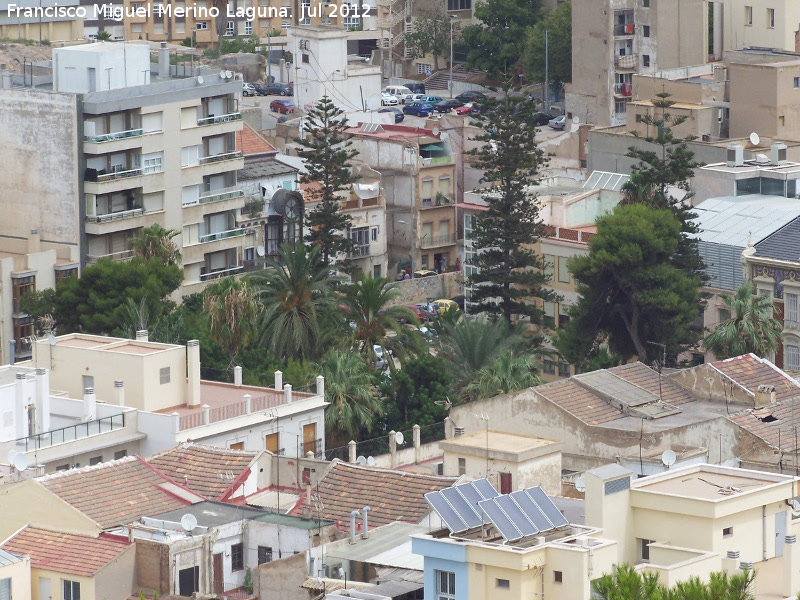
[0,549,31,600]
[0,0,83,42]
[721,0,800,53]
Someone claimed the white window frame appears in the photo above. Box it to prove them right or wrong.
[196,21,208,30]
[786,293,799,328]
[787,344,800,372]
[436,570,456,600]
[225,20,236,36]
[245,20,253,35]
[745,5,753,25]
[63,580,81,600]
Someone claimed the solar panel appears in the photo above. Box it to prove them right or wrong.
[526,486,569,529]
[472,478,500,500]
[441,487,482,530]
[479,498,523,541]
[495,495,538,537]
[457,479,497,524]
[426,480,501,534]
[509,490,552,531]
[425,491,469,533]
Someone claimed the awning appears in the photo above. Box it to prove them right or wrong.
[420,144,444,151]
[353,181,380,199]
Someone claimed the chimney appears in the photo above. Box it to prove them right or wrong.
[361,506,371,539]
[274,370,283,390]
[316,375,325,398]
[8,340,15,365]
[136,330,148,342]
[234,365,242,387]
[284,383,292,404]
[186,340,201,407]
[15,373,27,439]
[0,63,11,90]
[83,387,97,421]
[114,380,125,407]
[349,510,359,544]
[28,229,41,254]
[158,42,170,78]
[754,384,776,407]
[35,368,50,433]
[771,142,788,166]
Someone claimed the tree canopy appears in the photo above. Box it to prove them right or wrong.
[522,0,572,85]
[405,0,458,72]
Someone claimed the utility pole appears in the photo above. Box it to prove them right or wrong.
[267,27,272,82]
[407,143,416,276]
[448,16,456,98]
[544,29,549,113]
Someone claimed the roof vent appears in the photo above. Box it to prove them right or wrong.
[755,153,770,164]
[454,427,465,437]
[359,123,384,133]
[727,143,744,167]
[771,143,787,166]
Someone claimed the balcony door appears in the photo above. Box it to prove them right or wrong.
[302,423,317,455]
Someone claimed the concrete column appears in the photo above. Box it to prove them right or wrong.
[35,368,50,433]
[187,340,201,407]
[783,535,799,597]
[284,383,292,404]
[348,440,357,463]
[202,404,210,425]
[234,366,242,387]
[14,373,26,438]
[389,430,397,468]
[114,380,125,407]
[244,394,252,414]
[316,375,325,398]
[135,330,149,342]
[413,424,421,464]
[9,340,15,365]
[158,42,170,78]
[83,387,97,421]
[274,370,283,390]
[444,416,455,439]
[172,412,181,434]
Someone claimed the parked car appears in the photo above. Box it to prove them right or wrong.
[406,93,427,103]
[433,298,458,313]
[421,95,443,104]
[404,82,426,94]
[415,301,439,317]
[414,269,438,278]
[374,344,389,370]
[532,112,555,126]
[384,85,414,103]
[381,92,399,106]
[420,325,438,339]
[253,83,269,96]
[242,83,257,97]
[403,102,434,117]
[433,99,464,113]
[549,115,566,130]
[455,102,482,115]
[405,304,429,322]
[265,82,293,96]
[270,99,296,114]
[455,90,486,103]
[379,107,404,122]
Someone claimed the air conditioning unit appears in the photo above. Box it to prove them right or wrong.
[771,142,787,165]
[726,143,744,167]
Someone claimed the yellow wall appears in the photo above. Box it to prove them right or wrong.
[33,569,94,600]
[0,555,31,600]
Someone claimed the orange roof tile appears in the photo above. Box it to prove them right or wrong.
[236,123,277,156]
[148,443,257,500]
[2,527,130,577]
[711,354,800,402]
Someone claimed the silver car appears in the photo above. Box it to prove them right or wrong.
[549,115,566,130]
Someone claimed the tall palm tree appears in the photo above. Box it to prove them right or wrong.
[704,282,783,360]
[316,349,383,450]
[250,244,343,361]
[340,274,424,368]
[461,351,541,401]
[203,278,260,371]
[130,224,181,265]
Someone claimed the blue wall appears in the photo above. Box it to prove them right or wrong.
[412,537,470,600]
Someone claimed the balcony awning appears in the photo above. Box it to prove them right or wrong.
[420,144,444,151]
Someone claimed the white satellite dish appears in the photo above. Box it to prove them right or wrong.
[220,70,227,79]
[180,513,198,532]
[256,245,265,257]
[197,75,205,84]
[48,334,56,346]
[792,499,800,511]
[356,455,366,465]
[13,453,28,472]
[7,449,18,465]
[432,127,440,136]
[366,456,376,466]
[225,70,233,80]
[661,449,676,467]
[749,132,760,147]
[572,116,580,124]
[395,431,405,445]
[574,475,586,493]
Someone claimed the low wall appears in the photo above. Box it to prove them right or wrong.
[371,441,443,470]
[389,272,463,305]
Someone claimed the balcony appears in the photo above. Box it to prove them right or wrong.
[199,228,247,244]
[240,199,266,217]
[200,187,245,205]
[13,413,126,453]
[349,244,371,258]
[197,112,242,126]
[614,83,633,97]
[200,264,244,280]
[86,249,135,264]
[199,150,243,165]
[94,167,144,182]
[421,232,457,249]
[614,53,638,70]
[84,129,144,143]
[86,207,144,223]
[613,23,635,36]
[422,194,453,208]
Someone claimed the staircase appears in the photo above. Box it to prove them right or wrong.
[424,63,468,90]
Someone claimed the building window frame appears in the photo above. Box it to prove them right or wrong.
[767,7,774,28]
[554,571,563,583]
[639,538,653,562]
[196,21,208,30]
[231,542,244,571]
[642,24,650,37]
[497,578,510,589]
[225,20,236,36]
[436,570,456,600]
[786,344,800,372]
[744,5,753,25]
[63,580,81,600]
[160,366,171,385]
[458,457,466,475]
[245,20,253,35]
[12,274,35,314]
[258,546,273,564]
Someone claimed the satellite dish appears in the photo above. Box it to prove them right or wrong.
[48,334,56,346]
[661,449,676,467]
[13,453,28,472]
[356,455,366,465]
[395,431,405,445]
[792,499,800,511]
[220,70,227,79]
[256,245,265,257]
[749,132,760,146]
[367,456,376,466]
[180,513,198,532]
[225,70,233,80]
[432,127,440,136]
[7,450,18,465]
[574,475,586,493]
[572,116,580,124]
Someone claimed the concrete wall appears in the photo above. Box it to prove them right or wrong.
[729,61,800,141]
[442,449,561,496]
[722,0,800,52]
[0,555,31,600]
[253,550,309,600]
[33,568,93,600]
[387,272,463,305]
[136,539,171,594]
[94,543,137,600]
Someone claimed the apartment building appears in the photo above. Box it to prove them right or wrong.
[341,164,389,278]
[722,0,800,52]
[0,0,83,41]
[567,0,715,127]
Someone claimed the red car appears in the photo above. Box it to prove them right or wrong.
[270,99,296,114]
[456,102,482,115]
[406,304,429,322]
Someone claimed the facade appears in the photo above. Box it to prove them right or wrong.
[0,549,31,600]
[721,0,800,53]
[0,0,83,41]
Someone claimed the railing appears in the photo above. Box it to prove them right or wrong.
[197,112,242,126]
[86,207,144,223]
[14,413,126,452]
[210,400,248,422]
[86,249,135,263]
[240,201,265,216]
[542,225,596,244]
[199,151,243,165]
[613,23,635,36]
[422,156,452,166]
[251,391,288,412]
[198,187,244,205]
[84,128,144,143]
[421,232,457,248]
[614,83,632,97]
[199,228,247,243]
[303,437,324,458]
[349,244,371,258]
[212,581,253,600]
[422,195,453,208]
[200,265,244,281]
[95,167,144,182]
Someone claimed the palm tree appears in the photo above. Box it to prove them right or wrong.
[704,282,783,360]
[203,278,260,371]
[340,274,424,368]
[96,30,112,42]
[250,244,343,361]
[316,349,383,450]
[130,224,181,265]
[461,351,541,401]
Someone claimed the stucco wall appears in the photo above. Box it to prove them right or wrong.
[253,550,309,600]
[0,556,31,600]
[95,543,137,600]
[388,272,463,305]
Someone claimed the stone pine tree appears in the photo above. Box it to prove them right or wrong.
[466,86,558,325]
[295,95,359,267]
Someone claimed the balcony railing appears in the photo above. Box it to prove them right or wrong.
[421,232,457,249]
[84,128,144,143]
[86,249,135,263]
[95,167,144,182]
[178,389,312,431]
[542,225,596,244]
[614,83,633,97]
[197,112,243,126]
[613,23,635,36]
[86,207,144,223]
[199,228,247,243]
[199,187,245,205]
[14,413,126,452]
[200,265,244,280]
[422,194,453,208]
[349,244,371,258]
[240,200,266,216]
[199,151,243,165]
[303,437,324,458]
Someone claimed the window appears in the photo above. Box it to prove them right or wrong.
[786,293,798,327]
[458,457,466,475]
[89,456,102,465]
[55,267,78,289]
[160,367,170,384]
[12,274,35,314]
[642,54,650,68]
[787,345,800,372]
[142,155,163,174]
[436,570,456,600]
[0,578,9,600]
[245,20,252,35]
[640,538,653,562]
[642,0,649,6]
[302,54,309,63]
[723,526,733,537]
[447,0,470,9]
[543,254,555,280]
[643,25,650,37]
[351,226,370,252]
[56,464,70,471]
[63,580,81,600]
[543,301,556,329]
[114,449,128,459]
[745,5,752,25]
[557,256,570,283]
[543,359,556,375]
[132,23,143,32]
[371,227,378,242]
[13,316,33,358]
[615,98,628,114]
[422,178,434,202]
[282,19,291,29]
[231,542,244,571]
[258,546,273,564]
[767,8,774,28]
[196,21,208,30]
[225,20,235,36]
[417,63,433,75]
[554,571,563,583]
[795,77,799,89]
[343,4,360,28]
[497,579,510,589]
[780,115,786,127]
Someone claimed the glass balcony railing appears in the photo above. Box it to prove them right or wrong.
[14,413,126,452]
[84,129,144,143]
[198,187,244,205]
[86,208,144,223]
[197,112,243,126]
[199,151,243,165]
[200,265,245,280]
[199,228,247,243]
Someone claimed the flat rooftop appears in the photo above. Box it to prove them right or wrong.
[441,431,560,454]
[50,333,181,354]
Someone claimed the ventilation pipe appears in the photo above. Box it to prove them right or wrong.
[361,506,371,539]
[136,330,148,342]
[158,42,170,79]
[349,510,360,544]
[83,387,97,421]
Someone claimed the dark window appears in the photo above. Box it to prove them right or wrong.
[640,538,653,561]
[231,542,244,571]
[13,315,33,358]
[114,449,127,460]
[63,580,81,600]
[55,267,78,289]
[794,77,799,89]
[642,0,649,6]
[643,25,650,37]
[0,577,10,600]
[447,0,471,9]
[458,458,466,475]
[497,579,510,589]
[160,366,170,384]
[302,54,309,64]
[723,526,733,537]
[642,55,650,67]
[302,467,312,485]
[56,464,70,471]
[554,571,563,583]
[12,275,35,314]
[258,546,273,564]
[89,456,102,465]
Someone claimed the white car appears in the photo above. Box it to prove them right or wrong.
[374,344,389,369]
[381,92,399,106]
[407,93,427,103]
[549,115,566,130]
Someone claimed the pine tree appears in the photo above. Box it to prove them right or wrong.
[295,96,359,267]
[466,87,558,324]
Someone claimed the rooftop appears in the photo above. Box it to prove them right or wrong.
[692,196,800,247]
[0,548,22,567]
[1,527,130,577]
[237,123,277,156]
[251,511,332,530]
[753,216,800,263]
[49,333,179,355]
[440,431,561,460]
[151,500,265,528]
[326,521,427,571]
[711,354,800,402]
[346,123,442,145]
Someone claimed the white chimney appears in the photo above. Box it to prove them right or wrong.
[158,42,170,78]
[83,387,97,421]
[727,143,744,167]
[136,330,149,342]
[35,368,50,433]
[274,370,283,390]
[771,143,787,166]
[316,375,325,398]
[114,380,125,407]
[284,383,292,404]
[28,229,41,254]
[186,340,201,407]
[349,510,359,544]
[234,366,242,387]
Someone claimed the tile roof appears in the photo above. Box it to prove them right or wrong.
[236,123,277,156]
[1,527,130,577]
[147,443,257,500]
[610,363,696,406]
[288,461,456,529]
[711,354,800,401]
[37,456,200,529]
[753,216,800,262]
[729,400,800,450]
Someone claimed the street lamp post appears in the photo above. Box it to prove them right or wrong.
[406,143,416,277]
[448,16,456,99]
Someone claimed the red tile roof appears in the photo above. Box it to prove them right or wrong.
[147,443,257,500]
[236,123,277,156]
[711,354,800,402]
[288,461,456,529]
[37,456,200,529]
[2,527,130,577]
[611,363,695,406]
